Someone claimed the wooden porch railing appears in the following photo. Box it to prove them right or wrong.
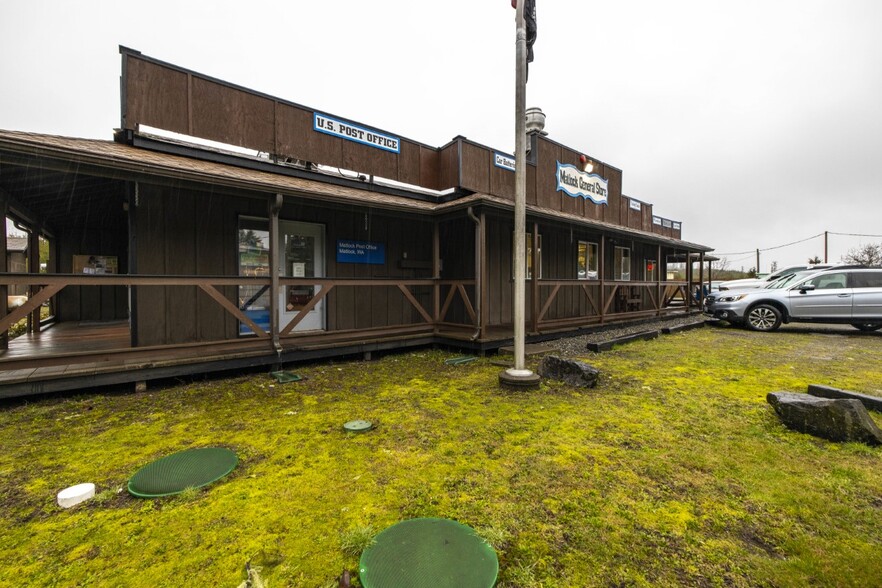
[0,274,693,346]
[534,279,691,332]
[0,274,480,340]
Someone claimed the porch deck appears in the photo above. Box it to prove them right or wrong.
[0,308,698,399]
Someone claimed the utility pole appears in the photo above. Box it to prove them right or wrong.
[500,0,540,389]
[824,231,828,263]
[755,248,760,276]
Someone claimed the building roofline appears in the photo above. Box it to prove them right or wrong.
[0,129,712,252]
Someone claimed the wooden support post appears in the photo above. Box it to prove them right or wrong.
[531,221,539,334]
[0,194,7,349]
[433,220,440,326]
[479,211,488,340]
[128,181,139,347]
[599,235,606,324]
[28,229,40,334]
[656,244,662,316]
[269,194,283,349]
[698,252,706,307]
[685,252,693,310]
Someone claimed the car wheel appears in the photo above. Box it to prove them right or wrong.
[851,322,882,332]
[746,304,782,332]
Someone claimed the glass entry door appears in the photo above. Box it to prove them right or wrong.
[280,221,325,332]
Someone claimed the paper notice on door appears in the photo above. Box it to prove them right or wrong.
[292,262,306,277]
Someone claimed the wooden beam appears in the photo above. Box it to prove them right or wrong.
[398,284,433,324]
[198,284,269,339]
[0,284,63,333]
[602,284,619,315]
[581,283,600,316]
[280,285,333,335]
[455,283,477,325]
[537,284,561,323]
[438,284,457,323]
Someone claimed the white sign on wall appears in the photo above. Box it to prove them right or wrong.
[494,152,515,172]
[652,216,662,226]
[629,199,642,211]
[662,219,673,228]
[555,161,608,204]
[314,113,400,154]
[673,222,681,230]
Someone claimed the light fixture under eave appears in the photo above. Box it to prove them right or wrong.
[579,154,594,173]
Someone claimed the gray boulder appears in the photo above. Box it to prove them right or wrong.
[766,391,882,445]
[538,355,599,388]
[807,384,882,413]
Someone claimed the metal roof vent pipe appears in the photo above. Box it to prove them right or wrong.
[525,107,547,135]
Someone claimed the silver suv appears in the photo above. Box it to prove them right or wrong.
[704,267,882,332]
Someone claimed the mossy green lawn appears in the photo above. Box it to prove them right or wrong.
[2,326,882,587]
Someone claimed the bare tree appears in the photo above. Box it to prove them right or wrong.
[807,255,822,264]
[842,243,882,266]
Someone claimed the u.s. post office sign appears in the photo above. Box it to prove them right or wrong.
[555,162,608,204]
[314,113,400,154]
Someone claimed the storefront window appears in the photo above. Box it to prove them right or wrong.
[614,246,631,281]
[578,241,598,279]
[238,217,270,335]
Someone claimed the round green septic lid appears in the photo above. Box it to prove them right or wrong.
[128,447,238,498]
[359,518,498,588]
[344,420,374,433]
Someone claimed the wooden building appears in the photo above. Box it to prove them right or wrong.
[0,48,712,397]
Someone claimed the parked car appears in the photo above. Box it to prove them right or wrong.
[704,266,882,331]
[717,264,831,291]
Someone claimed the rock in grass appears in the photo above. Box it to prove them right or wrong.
[766,391,882,445]
[807,384,882,413]
[538,355,599,388]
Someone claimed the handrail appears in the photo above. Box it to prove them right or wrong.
[0,274,479,336]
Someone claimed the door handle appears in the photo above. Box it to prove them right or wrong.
[837,294,851,298]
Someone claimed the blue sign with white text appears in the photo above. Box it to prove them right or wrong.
[336,240,385,265]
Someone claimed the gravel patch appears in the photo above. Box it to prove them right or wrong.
[546,315,707,357]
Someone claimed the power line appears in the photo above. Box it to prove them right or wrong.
[714,232,823,257]
[714,231,882,259]
[760,232,824,252]
[828,231,882,238]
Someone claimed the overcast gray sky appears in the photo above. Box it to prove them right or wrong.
[2,0,880,272]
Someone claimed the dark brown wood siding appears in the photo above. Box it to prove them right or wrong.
[133,184,437,345]
[123,52,444,192]
[55,181,129,323]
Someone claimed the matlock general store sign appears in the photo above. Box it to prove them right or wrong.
[555,162,608,204]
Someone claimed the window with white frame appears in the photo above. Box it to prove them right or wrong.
[614,246,631,281]
[577,241,598,279]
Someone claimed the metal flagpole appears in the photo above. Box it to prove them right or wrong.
[500,0,540,389]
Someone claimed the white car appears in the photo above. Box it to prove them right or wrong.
[718,265,831,291]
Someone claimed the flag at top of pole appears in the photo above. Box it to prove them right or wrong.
[511,0,537,65]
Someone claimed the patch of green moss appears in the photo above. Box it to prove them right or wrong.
[2,334,882,586]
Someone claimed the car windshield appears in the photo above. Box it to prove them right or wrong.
[766,271,815,289]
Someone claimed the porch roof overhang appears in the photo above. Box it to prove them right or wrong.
[0,129,712,253]
[437,193,714,253]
